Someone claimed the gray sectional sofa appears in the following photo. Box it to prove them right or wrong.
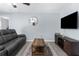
[0,29,26,56]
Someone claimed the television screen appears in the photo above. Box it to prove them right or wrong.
[61,11,78,29]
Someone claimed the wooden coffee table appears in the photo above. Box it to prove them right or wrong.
[32,38,46,56]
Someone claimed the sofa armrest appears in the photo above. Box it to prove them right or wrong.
[18,34,26,37]
[17,34,26,38]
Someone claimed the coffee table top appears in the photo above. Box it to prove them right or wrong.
[32,38,45,47]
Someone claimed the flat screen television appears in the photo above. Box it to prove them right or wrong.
[61,11,78,29]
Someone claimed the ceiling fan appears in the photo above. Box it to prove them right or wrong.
[12,3,30,8]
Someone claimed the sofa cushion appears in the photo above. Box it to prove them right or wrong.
[0,29,17,35]
[0,46,5,51]
[6,29,16,34]
[5,38,23,55]
[0,36,4,44]
[0,30,9,35]
[2,33,17,43]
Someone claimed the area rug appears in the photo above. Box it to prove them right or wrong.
[24,43,53,56]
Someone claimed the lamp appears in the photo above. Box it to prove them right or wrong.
[29,17,38,26]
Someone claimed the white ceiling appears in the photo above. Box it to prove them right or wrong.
[0,3,72,13]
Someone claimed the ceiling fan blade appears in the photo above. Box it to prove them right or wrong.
[23,3,30,6]
[12,3,30,8]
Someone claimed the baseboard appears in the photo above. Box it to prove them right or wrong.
[45,40,54,42]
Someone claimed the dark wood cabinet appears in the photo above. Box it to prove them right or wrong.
[64,37,79,56]
[55,33,79,56]
[58,37,64,49]
[55,33,63,44]
[55,33,64,49]
[64,39,72,55]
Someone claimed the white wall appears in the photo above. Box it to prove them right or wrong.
[59,3,79,40]
[0,13,59,41]
[2,3,79,41]
[0,3,62,42]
